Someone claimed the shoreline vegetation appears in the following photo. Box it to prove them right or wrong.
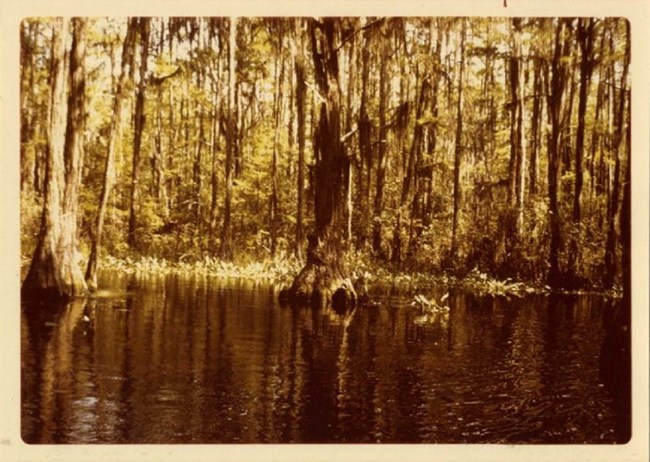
[22,252,620,299]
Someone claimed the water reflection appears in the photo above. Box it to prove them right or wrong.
[22,273,630,444]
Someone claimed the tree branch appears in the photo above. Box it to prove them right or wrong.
[340,124,358,144]
[334,18,385,54]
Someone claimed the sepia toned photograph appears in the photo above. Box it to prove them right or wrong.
[3,2,648,460]
[17,15,634,445]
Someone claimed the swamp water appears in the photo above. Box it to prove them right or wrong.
[21,271,630,444]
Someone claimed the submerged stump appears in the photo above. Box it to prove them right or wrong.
[282,235,357,311]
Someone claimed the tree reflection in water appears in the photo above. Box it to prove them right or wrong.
[22,272,630,444]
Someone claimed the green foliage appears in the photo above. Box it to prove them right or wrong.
[101,253,302,284]
[459,269,542,297]
[19,17,629,294]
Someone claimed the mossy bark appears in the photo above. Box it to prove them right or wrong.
[284,19,356,309]
[22,18,88,301]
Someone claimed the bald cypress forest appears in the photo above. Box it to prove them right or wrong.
[21,17,631,302]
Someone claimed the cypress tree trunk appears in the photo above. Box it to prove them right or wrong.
[208,96,220,253]
[293,19,307,260]
[194,100,205,250]
[372,21,389,257]
[128,18,150,249]
[425,22,442,229]
[208,31,224,254]
[270,38,284,257]
[589,24,608,203]
[20,21,39,195]
[529,53,542,196]
[568,18,595,282]
[508,18,522,209]
[86,19,138,290]
[546,19,570,287]
[505,17,526,254]
[220,16,237,261]
[514,20,527,236]
[573,19,594,224]
[604,22,630,287]
[285,18,357,309]
[22,18,88,300]
[357,19,372,247]
[620,74,631,342]
[397,73,428,263]
[450,19,466,263]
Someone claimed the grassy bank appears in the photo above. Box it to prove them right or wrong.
[95,253,622,299]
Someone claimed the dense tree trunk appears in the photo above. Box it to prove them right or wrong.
[596,62,613,203]
[194,95,206,251]
[573,19,594,224]
[450,19,466,263]
[604,145,621,288]
[590,23,609,205]
[208,96,220,253]
[484,21,497,180]
[357,19,373,247]
[208,31,224,253]
[604,24,630,288]
[152,83,169,219]
[508,18,522,209]
[287,51,296,169]
[515,22,527,235]
[398,72,428,263]
[85,19,138,290]
[424,21,442,229]
[20,21,39,195]
[344,19,358,245]
[392,66,418,263]
[128,18,150,249]
[220,17,237,261]
[505,18,528,244]
[529,53,543,196]
[293,20,307,260]
[285,18,357,309]
[22,18,88,300]
[270,41,284,257]
[546,19,570,287]
[372,21,390,257]
[589,49,605,198]
[166,71,179,213]
[620,76,631,334]
[407,68,432,259]
[393,22,410,264]
[568,18,595,280]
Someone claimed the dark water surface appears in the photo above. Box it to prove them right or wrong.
[21,272,630,444]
